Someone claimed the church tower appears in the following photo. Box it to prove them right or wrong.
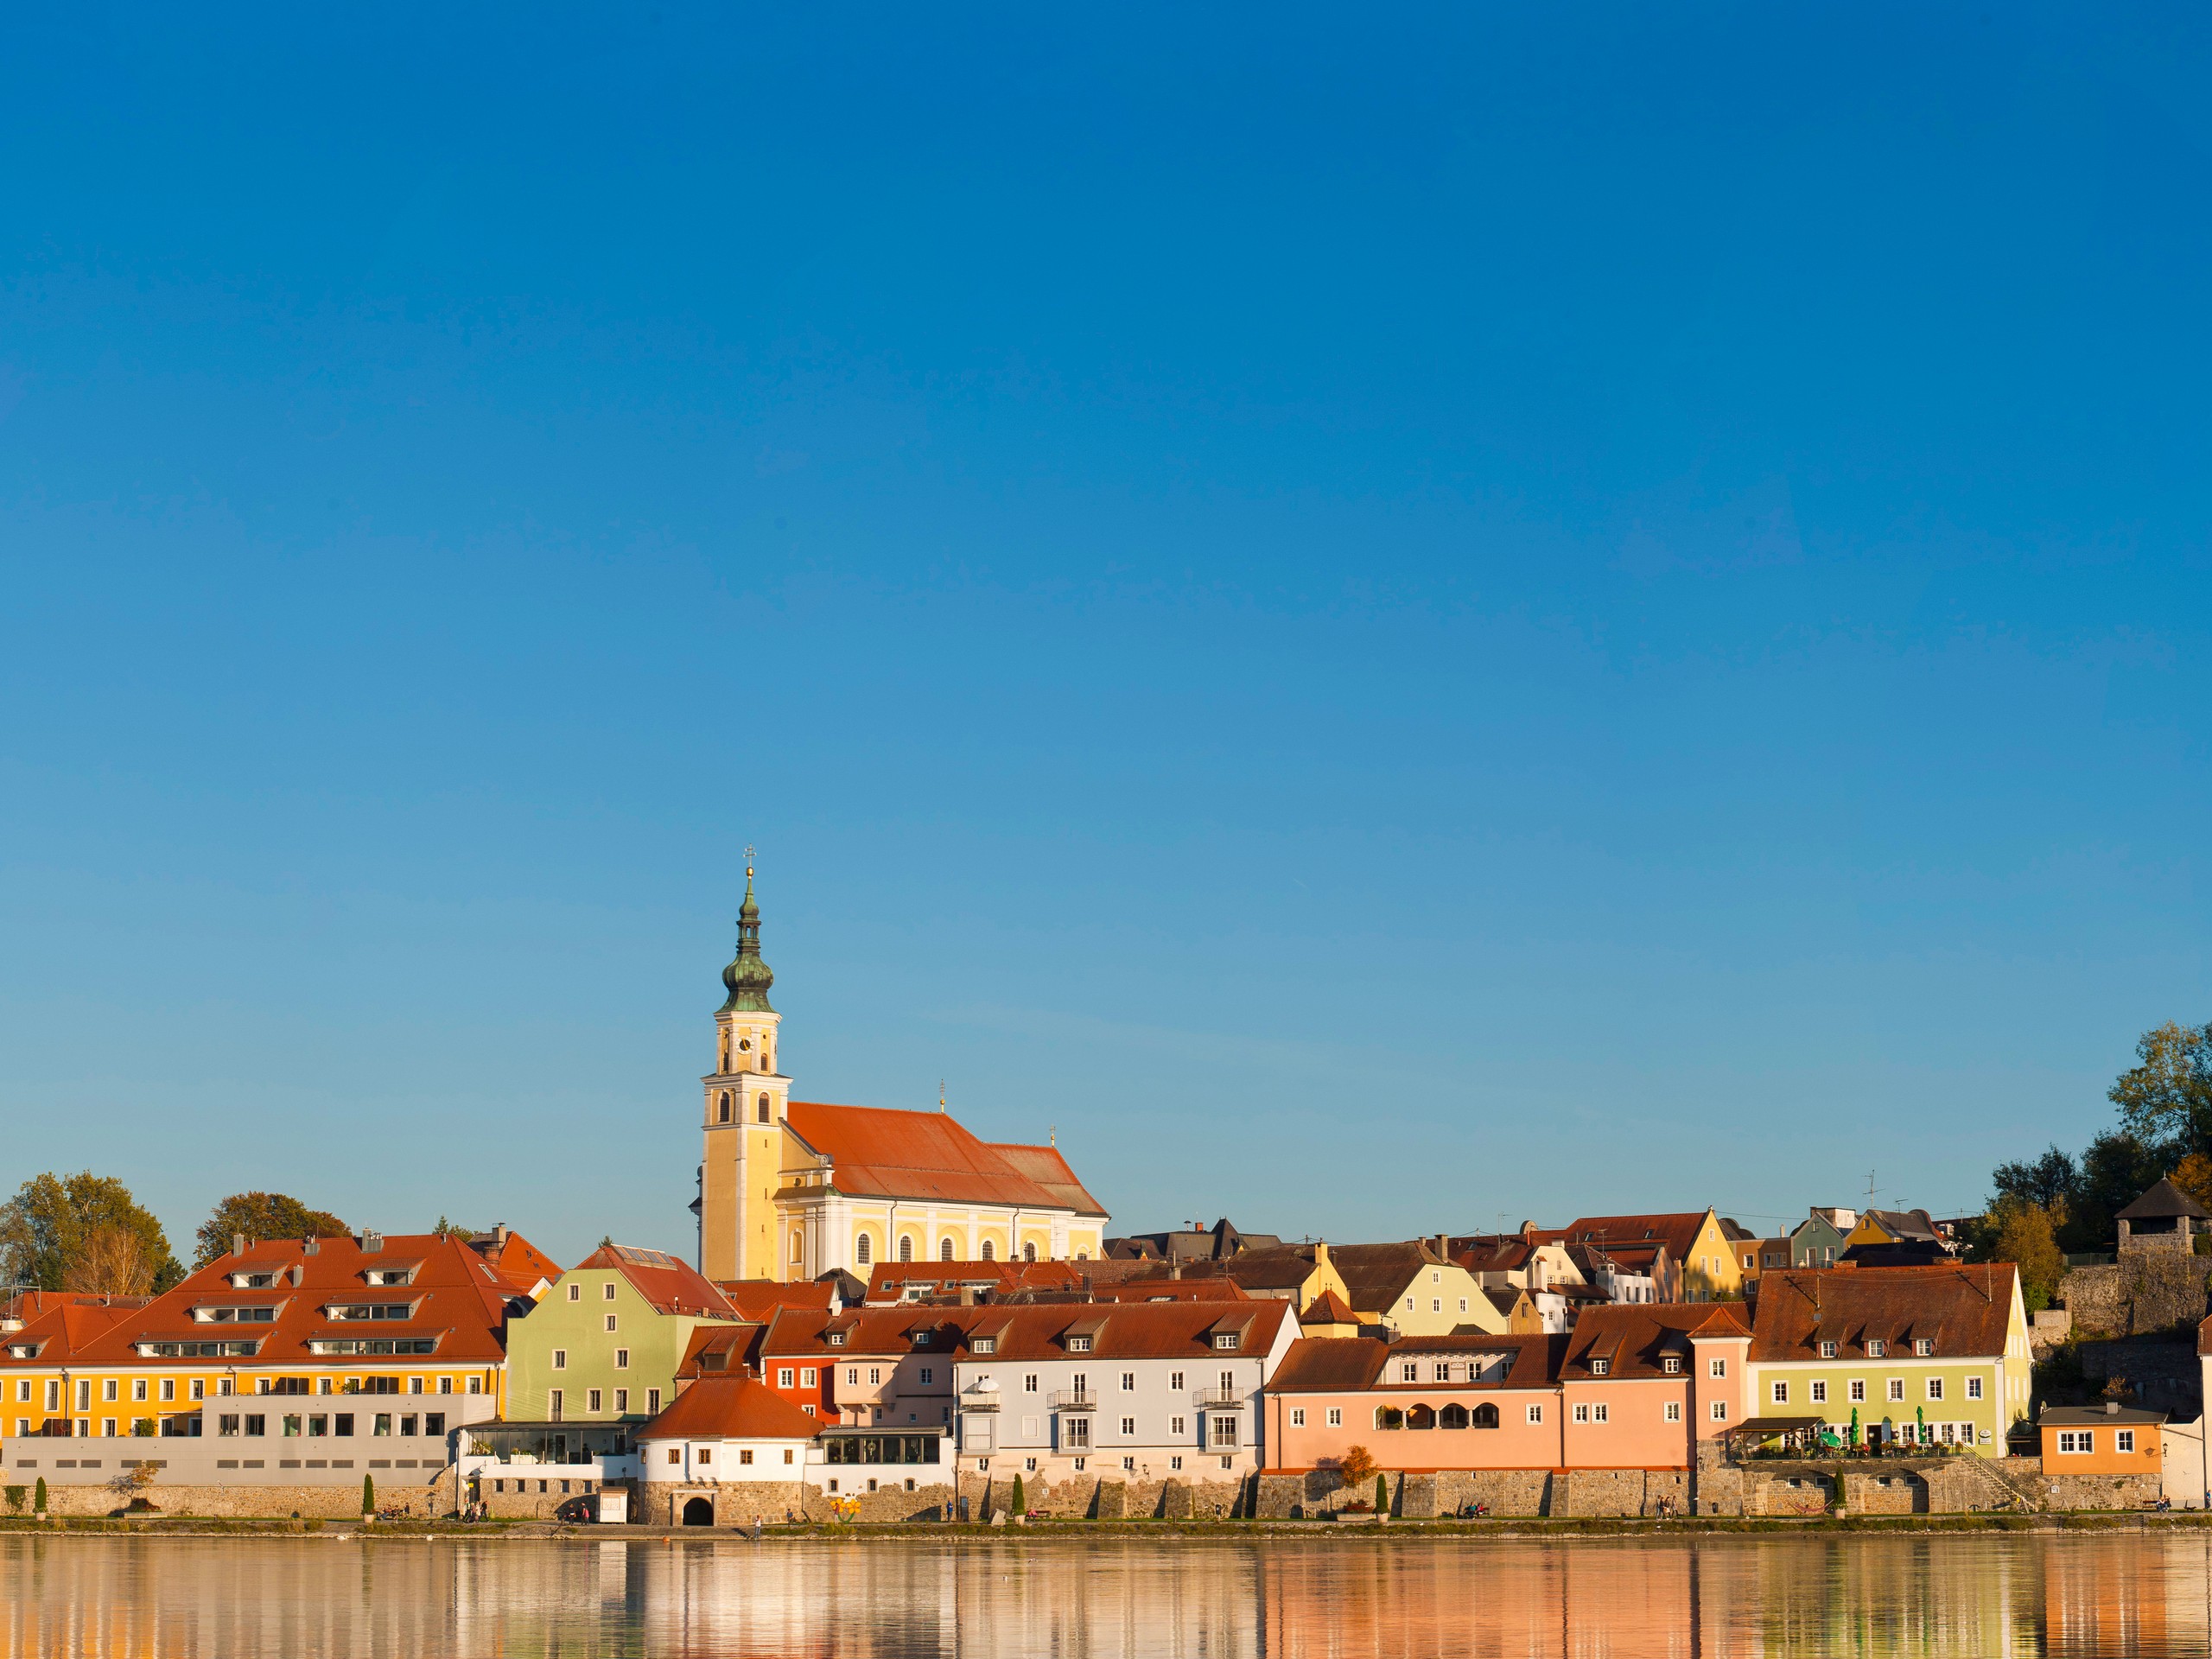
[697,862,789,1281]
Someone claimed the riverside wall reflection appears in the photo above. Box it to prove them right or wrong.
[10,1531,2212,1658]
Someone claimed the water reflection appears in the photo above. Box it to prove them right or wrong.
[6,1531,2212,1657]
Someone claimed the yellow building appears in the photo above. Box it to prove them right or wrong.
[0,1229,553,1448]
[697,868,1109,1283]
[1331,1241,1511,1336]
[1545,1209,1745,1302]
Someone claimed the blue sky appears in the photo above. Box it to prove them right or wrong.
[2,7,2207,1268]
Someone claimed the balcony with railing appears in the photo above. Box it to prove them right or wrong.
[1193,1386,1245,1408]
[1048,1389,1096,1411]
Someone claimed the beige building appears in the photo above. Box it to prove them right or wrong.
[696,869,1109,1284]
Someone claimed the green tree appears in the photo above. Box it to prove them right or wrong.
[0,1173,181,1293]
[1993,1146,2081,1213]
[1987,1198,2065,1312]
[2110,1020,2212,1163]
[1375,1473,1389,1516]
[362,1475,376,1517]
[34,1477,48,1514]
[193,1192,349,1267]
[430,1217,477,1239]
[1010,1472,1026,1516]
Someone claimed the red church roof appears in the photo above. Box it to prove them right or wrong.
[784,1101,1105,1214]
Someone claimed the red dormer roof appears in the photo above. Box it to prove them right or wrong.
[60,1230,545,1370]
[718,1280,837,1320]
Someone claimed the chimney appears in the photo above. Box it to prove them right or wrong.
[959,1287,977,1306]
[304,1238,319,1255]
[289,1264,303,1287]
[361,1231,384,1254]
[1081,1273,1094,1300]
[2107,1400,2120,1415]
[1435,1233,1451,1261]
[1171,1261,1183,1281]
[232,1232,246,1257]
[493,1223,509,1248]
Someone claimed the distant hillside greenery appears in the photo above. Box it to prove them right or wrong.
[1968,1020,2212,1312]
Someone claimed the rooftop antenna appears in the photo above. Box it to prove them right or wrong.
[1865,1170,1879,1209]
[938,1079,946,1114]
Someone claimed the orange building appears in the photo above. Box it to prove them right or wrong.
[2040,1404,2164,1475]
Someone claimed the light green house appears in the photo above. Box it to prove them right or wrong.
[1745,1262,2032,1455]
[504,1245,746,1428]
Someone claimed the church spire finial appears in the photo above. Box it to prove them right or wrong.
[720,850,774,1013]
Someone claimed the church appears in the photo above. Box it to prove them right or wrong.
[696,869,1109,1283]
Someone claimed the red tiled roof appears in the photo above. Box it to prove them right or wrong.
[1268,1334,1567,1393]
[0,1293,149,1366]
[984,1142,1109,1216]
[1543,1212,1713,1263]
[782,1101,1104,1213]
[677,1322,766,1379]
[759,1300,1287,1363]
[863,1261,1090,1302]
[574,1245,735,1319]
[1301,1288,1359,1325]
[54,1231,542,1370]
[716,1280,836,1320]
[639,1375,823,1442]
[1090,1279,1252,1305]
[1749,1265,2017,1363]
[470,1230,563,1294]
[1563,1303,1747,1380]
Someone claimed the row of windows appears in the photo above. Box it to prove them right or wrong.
[669,1444,798,1466]
[546,1388,659,1419]
[2056,1429,2138,1454]
[1770,1376,1983,1406]
[549,1349,630,1370]
[1336,1400,1732,1429]
[16,1375,475,1411]
[852,1236,1043,1265]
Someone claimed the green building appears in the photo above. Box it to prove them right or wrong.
[504,1245,747,1429]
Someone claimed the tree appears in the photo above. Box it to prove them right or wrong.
[430,1217,477,1240]
[0,1173,181,1294]
[194,1192,349,1268]
[1988,1198,2065,1313]
[34,1477,47,1514]
[1376,1473,1390,1516]
[2172,1152,2212,1211]
[1010,1472,1026,1516]
[1993,1146,2080,1213]
[2109,1020,2212,1164]
[1335,1445,1377,1490]
[65,1225,158,1297]
[362,1474,376,1518]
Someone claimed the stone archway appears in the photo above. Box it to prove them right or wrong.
[681,1496,715,1527]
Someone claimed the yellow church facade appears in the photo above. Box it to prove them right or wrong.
[696,871,1109,1284]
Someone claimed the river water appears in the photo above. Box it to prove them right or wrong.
[5,1530,2212,1656]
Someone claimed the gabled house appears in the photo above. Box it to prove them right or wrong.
[1330,1242,1507,1338]
[1745,1264,2030,1454]
[1106,1218,1287,1263]
[1841,1209,1958,1257]
[1536,1211,1740,1302]
[505,1244,742,1429]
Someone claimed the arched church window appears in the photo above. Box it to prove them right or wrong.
[758,1097,771,1124]
[899,1236,913,1262]
[939,1239,954,1262]
[717,1091,731,1124]
[1022,1243,1036,1262]
[856,1234,872,1265]
[980,1241,995,1262]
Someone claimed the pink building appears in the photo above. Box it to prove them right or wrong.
[1263,1303,1751,1473]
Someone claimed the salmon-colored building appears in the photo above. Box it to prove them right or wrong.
[1262,1303,1752,1473]
[2039,1404,2164,1476]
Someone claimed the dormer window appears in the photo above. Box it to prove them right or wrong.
[1913,1338,1933,1357]
[1819,1341,1837,1358]
[913,1331,933,1346]
[1213,1333,1240,1351]
[5,1343,41,1360]
[1067,1335,1092,1353]
[1590,1358,1610,1376]
[971,1338,995,1355]
[1866,1340,1885,1358]
[326,1303,415,1322]
[192,1305,278,1324]
[230,1272,277,1290]
[1662,1356,1681,1375]
[828,1332,847,1347]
